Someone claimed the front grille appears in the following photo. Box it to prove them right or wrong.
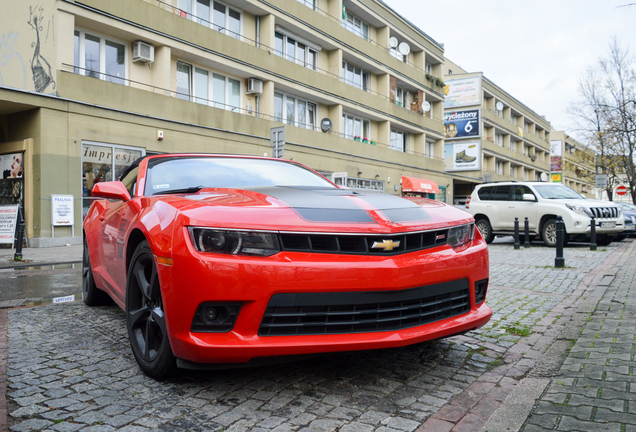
[589,207,619,219]
[279,230,449,255]
[259,279,470,336]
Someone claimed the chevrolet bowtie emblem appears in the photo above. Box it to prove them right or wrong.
[371,239,400,251]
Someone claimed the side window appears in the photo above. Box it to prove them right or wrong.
[121,167,139,197]
[478,186,493,201]
[513,185,534,201]
[491,185,511,201]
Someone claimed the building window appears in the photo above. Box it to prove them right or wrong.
[342,114,370,141]
[496,160,504,175]
[178,0,242,39]
[448,69,452,75]
[389,46,408,64]
[342,61,370,91]
[395,86,408,107]
[74,29,126,84]
[274,92,317,130]
[510,165,517,178]
[510,113,517,125]
[426,140,435,158]
[275,31,319,70]
[510,139,517,152]
[177,62,241,111]
[425,61,432,75]
[390,129,407,152]
[495,133,503,146]
[343,12,369,40]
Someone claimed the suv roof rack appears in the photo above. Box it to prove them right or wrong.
[480,180,519,184]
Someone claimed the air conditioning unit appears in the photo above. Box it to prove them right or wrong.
[132,41,155,64]
[246,78,263,96]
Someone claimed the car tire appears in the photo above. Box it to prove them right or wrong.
[82,236,112,306]
[126,240,176,379]
[475,218,494,244]
[542,219,559,247]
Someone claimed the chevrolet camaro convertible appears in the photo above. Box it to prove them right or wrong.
[83,154,491,378]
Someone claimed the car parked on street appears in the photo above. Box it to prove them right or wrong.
[83,154,492,378]
[616,202,636,239]
[466,181,624,247]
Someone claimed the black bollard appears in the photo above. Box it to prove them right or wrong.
[555,216,565,268]
[14,206,25,261]
[524,217,531,248]
[514,217,520,249]
[590,215,597,251]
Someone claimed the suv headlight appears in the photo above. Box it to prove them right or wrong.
[189,228,280,257]
[448,224,474,248]
[566,204,592,217]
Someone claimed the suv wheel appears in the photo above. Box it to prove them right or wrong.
[476,218,494,244]
[542,219,566,247]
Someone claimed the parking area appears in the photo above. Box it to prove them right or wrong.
[4,240,629,432]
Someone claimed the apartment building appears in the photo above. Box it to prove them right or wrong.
[0,0,451,245]
[444,60,551,205]
[549,131,595,197]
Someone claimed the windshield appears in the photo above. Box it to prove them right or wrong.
[533,184,584,200]
[144,157,335,195]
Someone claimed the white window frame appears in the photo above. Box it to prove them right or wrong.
[274,91,318,130]
[425,61,432,75]
[342,61,370,91]
[389,46,408,64]
[177,61,242,111]
[390,129,407,152]
[426,140,435,158]
[297,0,316,10]
[274,29,320,70]
[74,28,128,85]
[395,86,408,107]
[343,12,369,41]
[495,160,504,175]
[178,0,243,39]
[510,165,517,178]
[342,113,370,141]
[495,133,503,146]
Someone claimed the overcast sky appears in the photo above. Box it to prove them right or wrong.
[384,0,636,144]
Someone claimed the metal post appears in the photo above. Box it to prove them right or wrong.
[555,216,565,268]
[514,217,520,250]
[14,206,25,261]
[590,215,597,251]
[524,217,531,248]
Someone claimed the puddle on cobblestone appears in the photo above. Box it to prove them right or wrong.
[0,262,80,272]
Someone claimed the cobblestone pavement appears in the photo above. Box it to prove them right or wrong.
[2,240,631,432]
[521,239,636,432]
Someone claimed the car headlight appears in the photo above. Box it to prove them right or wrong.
[448,224,474,248]
[189,228,281,257]
[566,204,592,216]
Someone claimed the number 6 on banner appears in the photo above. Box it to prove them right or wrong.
[465,121,473,133]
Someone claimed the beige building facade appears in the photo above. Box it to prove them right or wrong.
[0,0,458,246]
[549,131,596,197]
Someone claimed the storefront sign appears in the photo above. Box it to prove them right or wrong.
[444,109,480,139]
[444,142,481,172]
[51,195,74,226]
[444,76,482,109]
[0,205,19,244]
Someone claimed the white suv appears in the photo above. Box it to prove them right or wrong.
[466,181,624,246]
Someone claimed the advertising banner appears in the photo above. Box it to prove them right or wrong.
[444,76,482,109]
[0,205,19,244]
[0,153,23,179]
[51,195,74,226]
[550,140,563,173]
[444,142,481,172]
[444,109,480,139]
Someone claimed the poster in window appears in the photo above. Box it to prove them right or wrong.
[0,153,23,179]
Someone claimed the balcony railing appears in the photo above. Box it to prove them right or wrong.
[62,65,444,160]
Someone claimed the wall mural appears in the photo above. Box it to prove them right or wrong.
[0,32,27,88]
[28,5,55,93]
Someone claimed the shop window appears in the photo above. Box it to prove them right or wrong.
[274,92,317,130]
[74,29,126,84]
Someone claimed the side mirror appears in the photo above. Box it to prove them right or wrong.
[522,193,536,202]
[91,181,132,202]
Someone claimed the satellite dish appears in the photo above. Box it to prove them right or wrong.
[496,101,504,111]
[422,101,431,112]
[389,37,398,48]
[540,173,548,182]
[398,42,410,56]
[320,118,332,133]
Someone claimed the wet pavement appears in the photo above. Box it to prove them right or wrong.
[1,239,633,431]
[0,264,81,307]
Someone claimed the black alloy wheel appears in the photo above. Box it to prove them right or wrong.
[82,236,112,306]
[126,241,176,378]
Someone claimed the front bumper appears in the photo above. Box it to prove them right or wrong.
[566,212,624,236]
[159,230,491,365]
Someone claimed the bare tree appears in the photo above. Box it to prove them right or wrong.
[571,38,636,203]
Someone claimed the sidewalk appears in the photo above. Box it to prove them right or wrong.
[0,244,82,268]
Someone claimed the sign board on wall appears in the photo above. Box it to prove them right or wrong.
[444,109,480,139]
[0,152,23,179]
[550,140,563,174]
[443,76,482,109]
[51,195,74,226]
[444,142,481,172]
[0,205,19,244]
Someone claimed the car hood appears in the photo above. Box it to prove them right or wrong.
[158,186,472,233]
[543,198,619,208]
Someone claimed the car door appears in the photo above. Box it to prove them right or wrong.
[502,185,538,232]
[489,185,512,230]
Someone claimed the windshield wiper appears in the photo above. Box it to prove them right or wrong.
[153,185,205,195]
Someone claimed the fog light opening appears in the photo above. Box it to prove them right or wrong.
[205,307,219,321]
[475,278,488,304]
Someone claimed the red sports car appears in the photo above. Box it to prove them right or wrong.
[83,154,491,378]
